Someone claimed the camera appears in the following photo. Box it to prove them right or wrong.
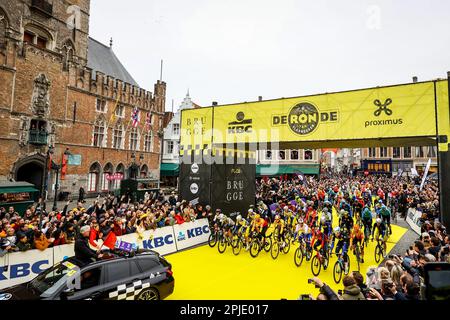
[308,279,314,284]
[299,294,311,301]
[388,254,396,259]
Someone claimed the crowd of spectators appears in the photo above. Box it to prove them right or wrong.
[0,192,211,256]
[307,222,449,300]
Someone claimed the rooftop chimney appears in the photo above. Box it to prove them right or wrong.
[412,76,418,83]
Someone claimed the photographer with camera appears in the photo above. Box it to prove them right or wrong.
[305,277,340,300]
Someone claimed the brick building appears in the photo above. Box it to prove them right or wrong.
[0,0,166,199]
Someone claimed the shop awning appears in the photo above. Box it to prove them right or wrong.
[160,163,180,177]
[256,164,320,177]
[0,183,39,194]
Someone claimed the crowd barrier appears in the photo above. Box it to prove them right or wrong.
[0,219,210,290]
[406,208,422,235]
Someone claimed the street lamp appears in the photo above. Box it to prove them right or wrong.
[51,148,71,211]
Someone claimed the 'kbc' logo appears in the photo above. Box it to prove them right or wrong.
[228,112,253,134]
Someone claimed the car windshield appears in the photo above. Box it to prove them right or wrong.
[29,260,81,296]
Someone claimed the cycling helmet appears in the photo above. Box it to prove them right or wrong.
[334,227,341,234]
[248,209,254,214]
[216,208,222,213]
[218,214,225,221]
[236,215,242,221]
[322,207,328,213]
[376,218,382,224]
[320,216,326,224]
[255,214,261,220]
[298,218,304,224]
[275,215,280,220]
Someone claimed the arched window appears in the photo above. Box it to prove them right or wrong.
[112,121,124,149]
[93,117,106,147]
[129,128,139,151]
[144,130,154,152]
[0,9,8,48]
[62,39,75,70]
[23,24,53,50]
[88,162,101,192]
[114,163,125,189]
[102,163,114,191]
[140,164,148,178]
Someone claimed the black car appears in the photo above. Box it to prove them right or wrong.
[0,249,174,300]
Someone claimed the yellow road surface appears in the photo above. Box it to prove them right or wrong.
[166,223,407,300]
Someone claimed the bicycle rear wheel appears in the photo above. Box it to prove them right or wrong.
[232,239,242,256]
[343,253,350,275]
[282,239,291,254]
[250,240,260,258]
[374,245,382,263]
[271,241,280,260]
[264,237,272,252]
[208,233,218,248]
[311,255,322,276]
[218,236,227,254]
[294,247,304,267]
[355,246,361,272]
[333,261,343,284]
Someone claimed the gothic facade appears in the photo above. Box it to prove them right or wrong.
[0,0,166,199]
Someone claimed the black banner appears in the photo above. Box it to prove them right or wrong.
[179,160,211,207]
[211,163,256,218]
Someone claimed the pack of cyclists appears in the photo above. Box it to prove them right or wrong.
[209,178,394,277]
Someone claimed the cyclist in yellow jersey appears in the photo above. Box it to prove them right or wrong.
[273,215,285,243]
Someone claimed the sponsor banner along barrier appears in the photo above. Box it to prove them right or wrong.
[0,248,54,290]
[173,219,211,251]
[0,220,210,290]
[406,208,422,235]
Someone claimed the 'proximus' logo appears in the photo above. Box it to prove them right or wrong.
[374,99,393,117]
[272,102,338,136]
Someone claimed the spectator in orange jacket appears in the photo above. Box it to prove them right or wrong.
[33,231,53,251]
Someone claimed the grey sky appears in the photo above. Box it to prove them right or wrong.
[89,0,450,111]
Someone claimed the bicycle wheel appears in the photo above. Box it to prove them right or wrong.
[355,246,361,272]
[208,233,217,248]
[250,240,260,258]
[232,239,242,256]
[218,236,227,254]
[271,241,280,260]
[311,255,322,276]
[333,261,343,284]
[264,237,272,252]
[343,253,350,275]
[282,239,291,254]
[294,247,304,267]
[305,245,312,261]
[374,245,382,263]
[323,253,330,270]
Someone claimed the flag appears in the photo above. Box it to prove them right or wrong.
[61,153,68,180]
[131,107,140,128]
[145,112,152,131]
[102,231,117,250]
[108,95,121,126]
